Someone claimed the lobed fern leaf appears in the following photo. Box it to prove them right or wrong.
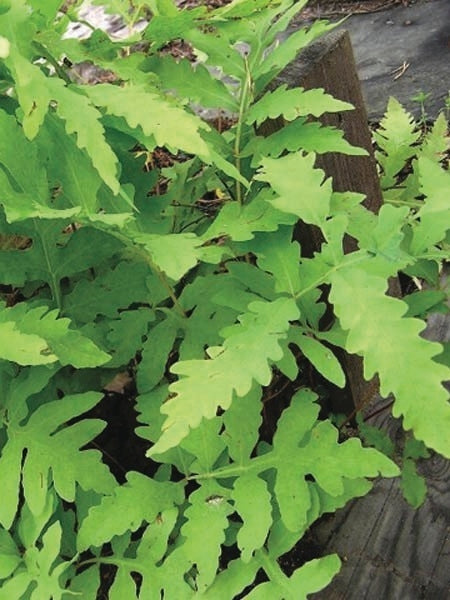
[63,261,160,322]
[254,19,336,85]
[374,97,421,189]
[330,267,450,457]
[84,83,211,160]
[0,521,72,600]
[0,221,123,303]
[0,303,110,368]
[245,120,367,167]
[256,152,332,227]
[47,79,120,193]
[248,227,302,296]
[289,326,346,388]
[0,320,56,366]
[247,85,353,126]
[213,389,398,536]
[148,297,299,455]
[232,474,273,562]
[0,391,115,529]
[134,232,204,280]
[410,156,450,254]
[213,0,275,18]
[178,482,233,593]
[0,111,48,211]
[419,112,450,161]
[201,192,296,243]
[77,472,183,551]
[148,55,239,111]
[144,7,206,48]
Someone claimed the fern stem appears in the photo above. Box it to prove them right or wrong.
[386,198,423,208]
[256,549,293,596]
[234,57,253,204]
[154,265,187,318]
[295,252,370,301]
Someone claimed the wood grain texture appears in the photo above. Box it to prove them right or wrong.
[261,30,396,412]
[309,314,450,599]
[274,28,383,216]
[264,28,450,600]
[309,451,450,599]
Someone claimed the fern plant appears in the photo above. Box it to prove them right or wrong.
[0,1,448,598]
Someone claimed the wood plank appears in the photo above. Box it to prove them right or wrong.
[261,29,392,412]
[310,452,450,599]
[261,26,450,600]
[275,28,383,216]
[309,313,450,599]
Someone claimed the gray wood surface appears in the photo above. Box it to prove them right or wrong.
[310,433,450,599]
[265,29,391,414]
[310,313,450,599]
[275,28,383,215]
[266,26,449,600]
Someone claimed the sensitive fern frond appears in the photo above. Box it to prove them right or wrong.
[0,302,110,368]
[374,97,421,189]
[244,120,367,167]
[330,267,450,457]
[84,83,212,159]
[47,79,120,194]
[0,391,115,529]
[149,297,299,455]
[410,157,450,254]
[247,85,354,126]
[77,472,183,551]
[0,521,72,600]
[256,152,332,227]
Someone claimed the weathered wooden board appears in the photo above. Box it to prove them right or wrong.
[261,29,392,414]
[309,312,450,599]
[275,28,383,215]
[309,429,450,599]
[266,28,450,599]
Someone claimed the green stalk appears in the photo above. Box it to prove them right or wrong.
[256,549,295,599]
[234,57,253,204]
[385,197,423,208]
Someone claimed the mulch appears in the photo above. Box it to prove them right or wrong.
[178,0,412,19]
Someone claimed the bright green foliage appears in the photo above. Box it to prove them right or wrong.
[77,472,183,550]
[374,96,421,189]
[148,56,239,111]
[257,152,332,226]
[0,0,448,598]
[244,120,368,167]
[411,157,450,254]
[289,327,346,388]
[0,390,115,528]
[330,268,450,457]
[242,554,341,600]
[84,83,212,160]
[48,79,120,194]
[247,85,354,125]
[216,390,398,531]
[0,521,72,600]
[0,302,110,367]
[149,297,299,455]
